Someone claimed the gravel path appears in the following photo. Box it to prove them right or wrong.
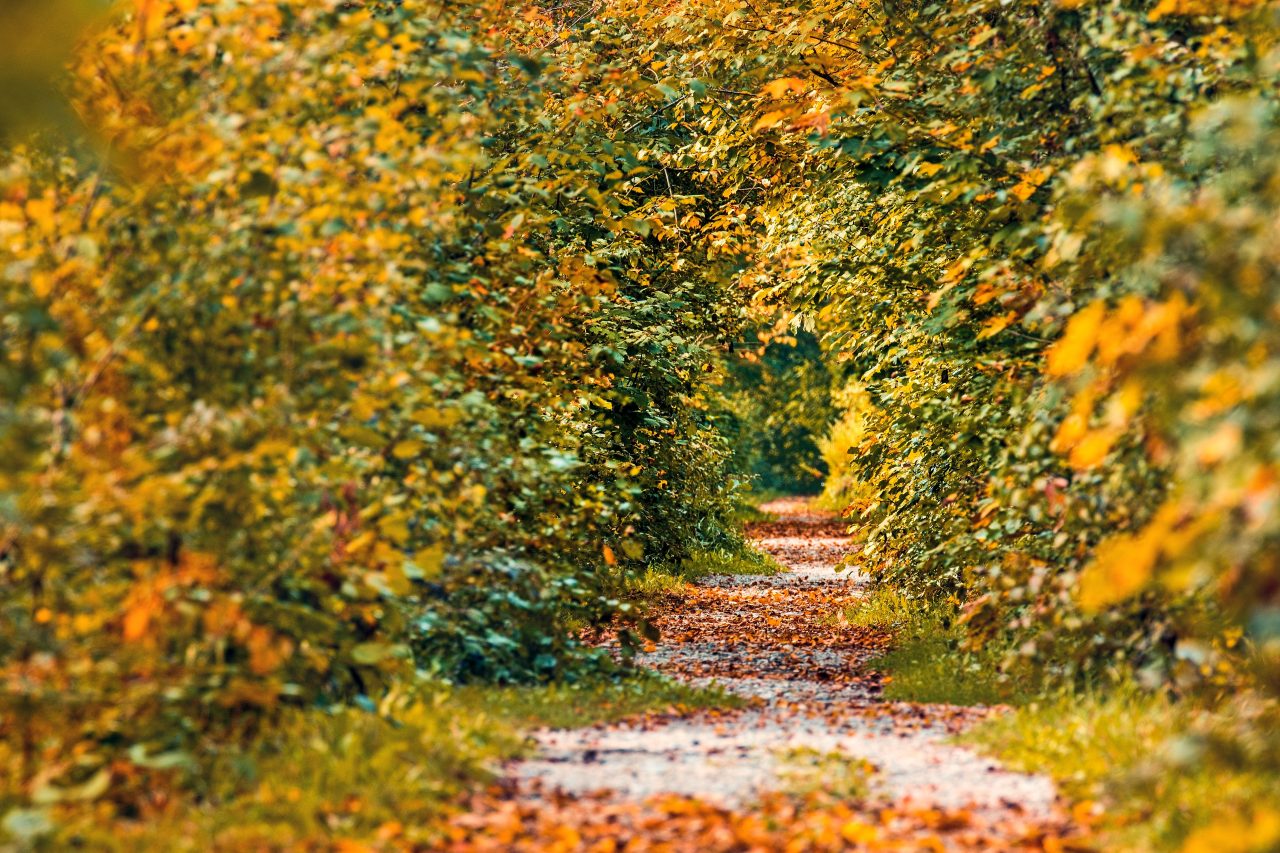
[515,499,1058,820]
[447,499,1079,850]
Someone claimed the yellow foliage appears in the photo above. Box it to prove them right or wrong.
[1068,427,1122,470]
[1181,808,1280,853]
[760,77,809,98]
[1078,501,1212,610]
[1046,300,1106,376]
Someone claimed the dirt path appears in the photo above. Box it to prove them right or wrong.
[444,499,1082,851]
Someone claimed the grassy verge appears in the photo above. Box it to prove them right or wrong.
[626,545,783,599]
[963,688,1280,852]
[850,587,1035,706]
[852,586,1280,851]
[451,672,741,729]
[51,673,734,851]
[731,489,789,522]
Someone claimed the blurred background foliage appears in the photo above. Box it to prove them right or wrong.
[0,0,102,140]
[722,325,837,497]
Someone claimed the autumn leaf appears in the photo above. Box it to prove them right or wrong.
[1046,301,1107,376]
[759,77,808,98]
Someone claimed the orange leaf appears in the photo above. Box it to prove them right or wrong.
[122,599,154,642]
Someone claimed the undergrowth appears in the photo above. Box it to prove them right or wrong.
[850,587,1036,706]
[856,587,1280,851]
[730,496,781,524]
[964,688,1280,852]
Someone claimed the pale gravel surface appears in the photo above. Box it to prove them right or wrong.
[513,498,1059,818]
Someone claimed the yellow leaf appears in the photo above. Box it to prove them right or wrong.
[977,312,1015,339]
[1068,427,1120,469]
[1010,181,1036,201]
[410,407,460,429]
[840,820,879,844]
[1024,167,1052,186]
[1046,300,1106,376]
[25,197,56,234]
[1079,501,1187,609]
[917,161,944,177]
[123,599,154,642]
[392,440,422,459]
[346,531,376,555]
[1051,413,1088,453]
[1078,530,1157,610]
[30,271,53,299]
[760,77,808,98]
[752,110,789,132]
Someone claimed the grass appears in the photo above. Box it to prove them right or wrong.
[854,587,1280,851]
[452,671,742,729]
[775,747,875,801]
[682,546,783,578]
[845,586,917,632]
[730,500,779,524]
[53,673,736,851]
[870,636,1025,706]
[849,587,1035,706]
[963,687,1280,852]
[626,545,783,599]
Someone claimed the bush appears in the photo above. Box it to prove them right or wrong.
[0,0,755,828]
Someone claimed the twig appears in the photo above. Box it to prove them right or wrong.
[540,3,599,51]
[621,93,690,134]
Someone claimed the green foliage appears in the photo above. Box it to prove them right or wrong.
[680,546,782,579]
[7,0,1280,847]
[854,592,1035,706]
[722,328,837,495]
[606,0,1280,706]
[871,634,1030,707]
[844,587,920,634]
[626,546,781,599]
[451,672,742,730]
[16,685,517,849]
